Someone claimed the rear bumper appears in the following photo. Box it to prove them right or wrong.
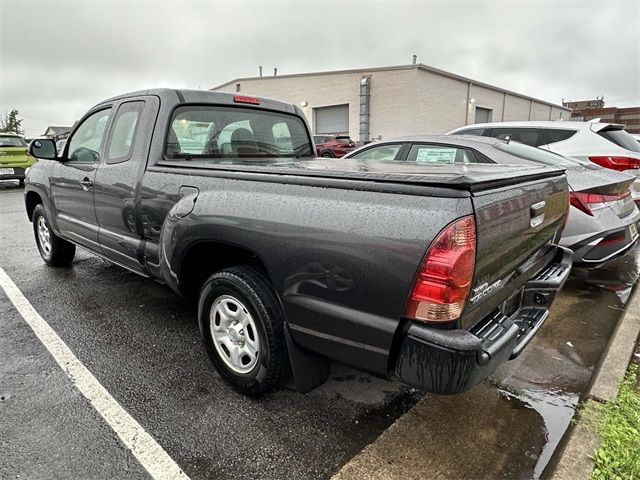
[569,221,640,267]
[0,167,26,181]
[394,246,573,394]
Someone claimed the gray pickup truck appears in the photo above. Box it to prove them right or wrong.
[25,89,572,396]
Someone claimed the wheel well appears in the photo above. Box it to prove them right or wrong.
[25,191,43,221]
[178,241,271,301]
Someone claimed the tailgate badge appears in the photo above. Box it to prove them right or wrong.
[530,201,546,228]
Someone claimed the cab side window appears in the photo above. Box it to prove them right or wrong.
[106,101,144,163]
[67,108,112,163]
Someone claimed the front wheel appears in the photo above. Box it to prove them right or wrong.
[32,204,76,267]
[198,266,288,396]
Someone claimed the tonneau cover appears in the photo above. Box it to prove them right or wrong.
[158,158,565,192]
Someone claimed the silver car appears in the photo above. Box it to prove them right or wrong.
[344,135,640,267]
[448,121,640,204]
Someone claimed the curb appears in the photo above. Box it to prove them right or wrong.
[549,283,640,479]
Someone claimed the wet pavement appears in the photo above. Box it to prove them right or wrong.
[1,179,638,479]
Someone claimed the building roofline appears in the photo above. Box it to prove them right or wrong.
[212,63,571,112]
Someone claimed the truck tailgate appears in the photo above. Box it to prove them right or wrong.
[461,174,568,328]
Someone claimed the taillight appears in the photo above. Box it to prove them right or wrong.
[569,190,630,216]
[589,156,640,171]
[404,216,476,323]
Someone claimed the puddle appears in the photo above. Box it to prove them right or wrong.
[500,387,578,479]
[491,245,640,479]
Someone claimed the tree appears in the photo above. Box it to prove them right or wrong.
[0,110,25,135]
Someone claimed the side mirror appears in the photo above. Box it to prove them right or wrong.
[29,138,57,160]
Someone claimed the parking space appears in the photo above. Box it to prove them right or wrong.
[0,180,637,479]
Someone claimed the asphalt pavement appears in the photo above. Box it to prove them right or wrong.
[0,180,635,479]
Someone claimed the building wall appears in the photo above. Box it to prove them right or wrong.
[214,67,570,141]
[469,84,505,123]
[216,72,360,139]
[415,69,468,134]
[502,95,530,122]
[531,101,552,120]
[368,69,419,140]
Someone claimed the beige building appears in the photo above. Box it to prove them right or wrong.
[213,64,571,144]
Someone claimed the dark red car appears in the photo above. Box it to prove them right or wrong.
[313,135,356,157]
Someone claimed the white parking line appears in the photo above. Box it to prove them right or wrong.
[0,267,189,480]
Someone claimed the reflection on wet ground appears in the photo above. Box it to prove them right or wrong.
[493,245,640,478]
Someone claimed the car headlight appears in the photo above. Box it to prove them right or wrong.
[25,167,30,176]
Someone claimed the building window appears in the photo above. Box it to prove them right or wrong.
[475,107,493,124]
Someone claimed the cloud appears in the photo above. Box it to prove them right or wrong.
[1,0,638,136]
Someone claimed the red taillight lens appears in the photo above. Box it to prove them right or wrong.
[233,95,260,105]
[589,156,640,171]
[404,216,476,323]
[570,190,631,217]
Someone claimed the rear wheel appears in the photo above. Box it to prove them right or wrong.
[198,266,288,396]
[32,204,76,267]
[320,151,334,158]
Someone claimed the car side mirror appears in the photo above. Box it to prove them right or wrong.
[29,138,57,160]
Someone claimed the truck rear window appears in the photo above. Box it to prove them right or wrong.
[165,106,313,160]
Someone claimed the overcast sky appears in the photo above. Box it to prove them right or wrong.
[1,0,639,136]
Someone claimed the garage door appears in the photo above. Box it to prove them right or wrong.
[315,104,349,135]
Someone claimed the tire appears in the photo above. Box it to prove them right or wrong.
[32,204,76,267]
[198,266,288,396]
[320,151,334,158]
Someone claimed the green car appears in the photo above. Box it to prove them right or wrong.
[0,133,36,186]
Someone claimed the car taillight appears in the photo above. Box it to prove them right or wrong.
[569,190,630,216]
[589,156,640,171]
[404,216,476,323]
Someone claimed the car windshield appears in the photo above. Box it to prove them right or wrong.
[336,137,353,144]
[0,136,27,147]
[598,129,640,153]
[165,105,313,160]
[494,141,578,166]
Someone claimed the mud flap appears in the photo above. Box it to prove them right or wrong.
[284,324,330,393]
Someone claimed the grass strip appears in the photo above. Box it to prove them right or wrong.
[591,364,640,480]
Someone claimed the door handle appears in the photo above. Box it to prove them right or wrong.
[80,177,93,191]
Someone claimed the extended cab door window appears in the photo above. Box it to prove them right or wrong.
[349,144,404,160]
[106,101,144,163]
[67,109,112,163]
